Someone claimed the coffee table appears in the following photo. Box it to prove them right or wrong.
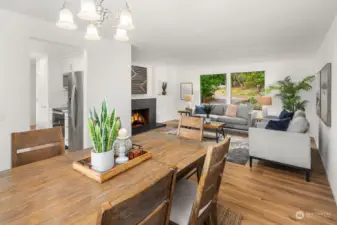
[204,121,226,143]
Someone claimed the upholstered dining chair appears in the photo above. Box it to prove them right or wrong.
[97,168,177,225]
[177,115,204,142]
[169,137,231,225]
[11,127,65,167]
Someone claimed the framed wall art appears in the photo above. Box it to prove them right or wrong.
[316,71,321,117]
[180,83,193,100]
[131,66,147,94]
[319,63,331,127]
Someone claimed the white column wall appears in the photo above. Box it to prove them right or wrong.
[0,9,131,171]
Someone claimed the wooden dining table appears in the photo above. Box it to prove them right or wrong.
[0,132,211,224]
[132,131,211,180]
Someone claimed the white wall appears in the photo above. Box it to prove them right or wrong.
[175,58,317,136]
[47,54,67,108]
[153,65,179,122]
[63,53,86,73]
[315,15,337,202]
[29,39,83,109]
[0,9,131,171]
[35,57,50,128]
[86,43,131,146]
[30,60,36,125]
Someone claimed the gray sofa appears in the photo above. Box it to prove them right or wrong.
[193,104,256,131]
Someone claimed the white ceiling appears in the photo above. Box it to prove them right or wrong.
[1,0,337,64]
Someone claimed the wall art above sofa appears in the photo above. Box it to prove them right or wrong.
[318,63,332,127]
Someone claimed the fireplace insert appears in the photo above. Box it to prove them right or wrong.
[131,109,149,128]
[131,98,166,135]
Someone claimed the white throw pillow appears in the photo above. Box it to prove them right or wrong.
[287,116,309,133]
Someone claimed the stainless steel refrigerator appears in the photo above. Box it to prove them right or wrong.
[65,71,84,151]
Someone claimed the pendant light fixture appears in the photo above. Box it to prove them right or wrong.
[56,0,135,41]
[118,10,134,30]
[78,0,100,21]
[84,23,101,40]
[56,3,77,30]
[114,28,129,42]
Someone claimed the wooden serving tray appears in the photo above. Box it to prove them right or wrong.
[72,150,152,183]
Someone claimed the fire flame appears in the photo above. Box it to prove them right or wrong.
[131,112,145,124]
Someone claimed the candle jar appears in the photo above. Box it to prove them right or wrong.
[115,138,129,164]
[113,137,132,156]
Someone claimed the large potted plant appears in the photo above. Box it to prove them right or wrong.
[202,103,214,124]
[88,98,121,172]
[266,75,315,112]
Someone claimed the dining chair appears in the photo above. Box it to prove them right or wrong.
[97,168,177,225]
[11,127,65,167]
[169,137,231,225]
[177,115,204,142]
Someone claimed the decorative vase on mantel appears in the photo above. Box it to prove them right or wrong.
[162,82,167,95]
[88,98,121,172]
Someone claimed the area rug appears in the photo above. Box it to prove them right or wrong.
[226,135,249,165]
[217,204,243,225]
[160,128,249,165]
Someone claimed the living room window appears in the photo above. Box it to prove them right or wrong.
[200,74,227,104]
[231,71,265,109]
[200,71,265,109]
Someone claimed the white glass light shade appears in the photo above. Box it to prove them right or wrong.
[118,10,134,30]
[78,0,100,21]
[114,28,129,42]
[56,8,77,30]
[84,24,101,40]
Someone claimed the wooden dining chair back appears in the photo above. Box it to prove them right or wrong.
[191,137,231,224]
[177,115,204,142]
[97,168,177,225]
[11,127,65,168]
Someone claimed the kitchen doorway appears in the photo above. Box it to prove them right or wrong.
[29,38,85,150]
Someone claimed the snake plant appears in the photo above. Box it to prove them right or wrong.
[88,98,121,153]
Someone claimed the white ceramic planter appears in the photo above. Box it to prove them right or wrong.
[91,149,114,172]
[205,117,211,124]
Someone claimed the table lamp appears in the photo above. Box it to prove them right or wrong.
[184,94,193,110]
[257,96,272,117]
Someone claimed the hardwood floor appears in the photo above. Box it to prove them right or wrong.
[161,120,337,225]
[219,153,337,225]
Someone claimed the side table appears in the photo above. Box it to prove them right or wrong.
[178,109,192,116]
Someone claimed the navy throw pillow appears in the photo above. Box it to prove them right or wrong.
[265,118,291,131]
[195,105,206,114]
[279,110,294,120]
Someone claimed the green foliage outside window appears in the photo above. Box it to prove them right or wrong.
[231,71,265,91]
[200,74,226,102]
[200,71,266,107]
